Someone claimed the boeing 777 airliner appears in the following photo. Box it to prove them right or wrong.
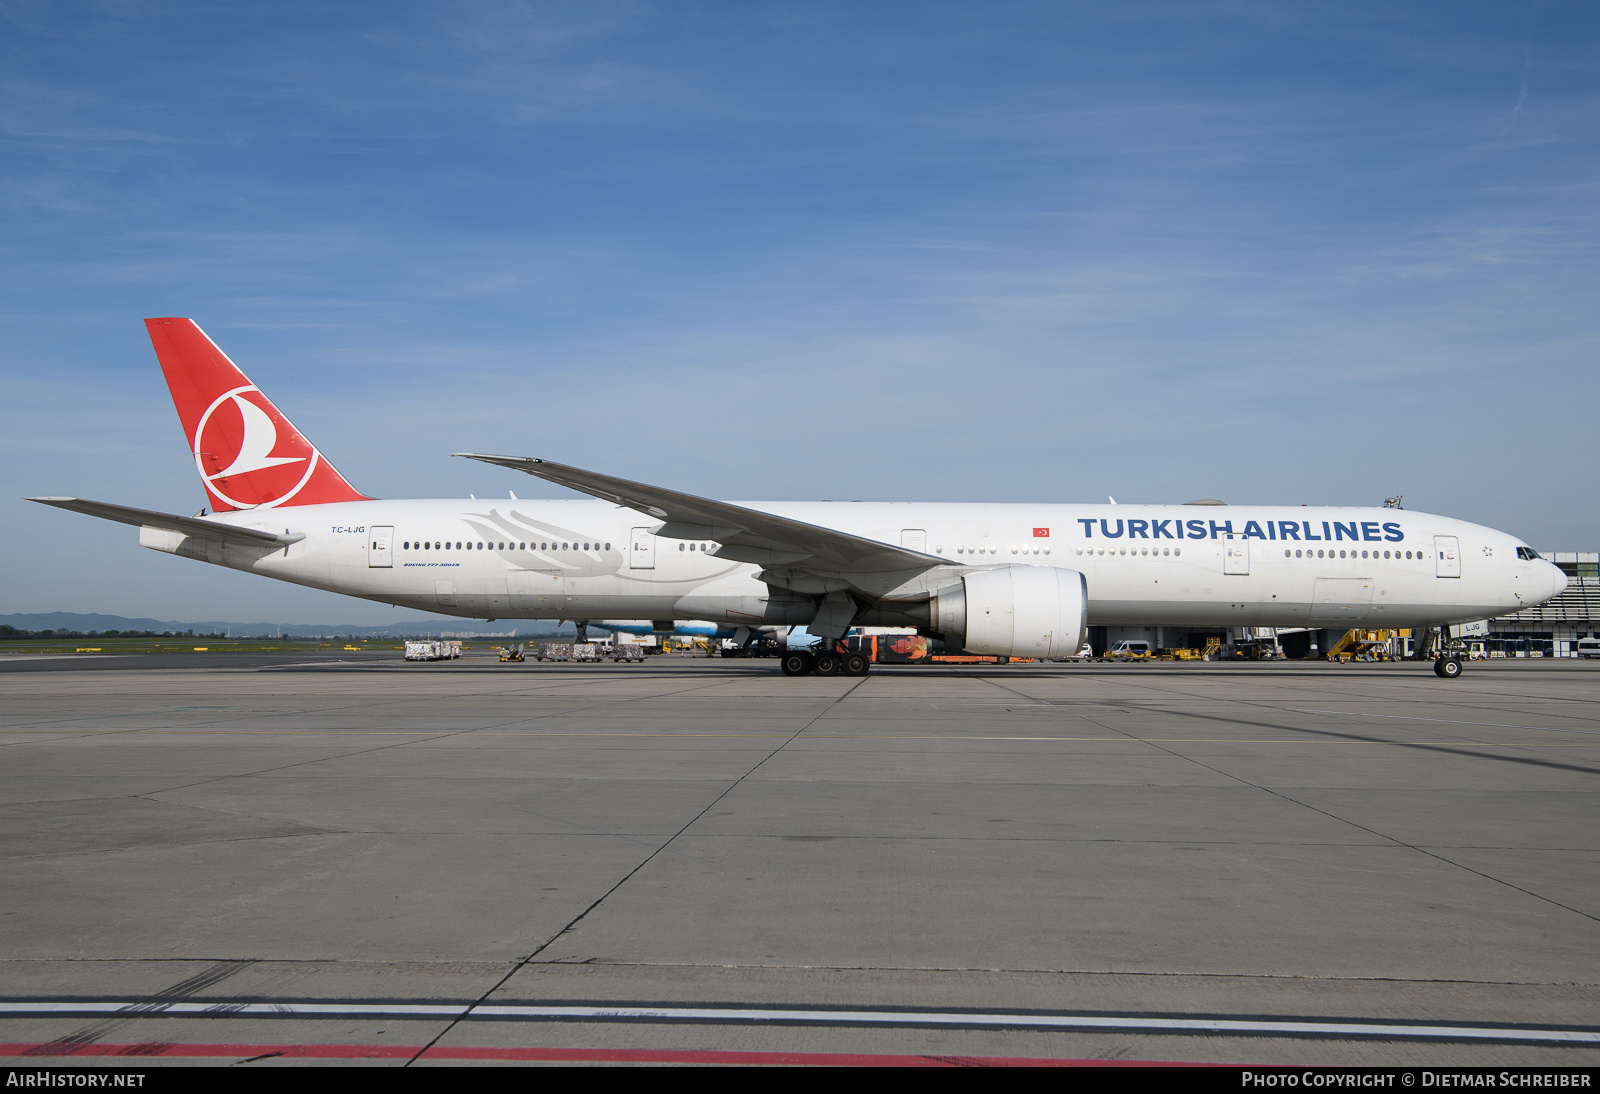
[29,319,1567,678]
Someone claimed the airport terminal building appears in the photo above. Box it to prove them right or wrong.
[1487,550,1599,657]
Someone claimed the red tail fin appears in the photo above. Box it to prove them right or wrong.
[146,318,371,511]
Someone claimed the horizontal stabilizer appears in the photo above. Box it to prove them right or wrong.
[26,497,304,547]
[451,454,939,573]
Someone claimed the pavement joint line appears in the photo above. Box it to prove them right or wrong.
[1,1000,1597,1045]
[1286,710,1600,736]
[0,695,448,742]
[993,689,1600,927]
[1077,694,1600,927]
[135,676,740,798]
[3,730,1594,745]
[0,1043,1163,1065]
[518,959,1600,985]
[1127,704,1600,778]
[401,673,872,1066]
[1263,786,1600,927]
[6,957,1596,987]
[1010,674,1600,765]
[10,837,1599,860]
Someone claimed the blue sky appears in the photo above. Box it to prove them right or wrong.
[3,2,1596,623]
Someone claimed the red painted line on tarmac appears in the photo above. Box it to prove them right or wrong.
[0,1042,1196,1066]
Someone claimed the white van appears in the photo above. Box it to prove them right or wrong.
[1578,638,1600,659]
[1107,640,1152,658]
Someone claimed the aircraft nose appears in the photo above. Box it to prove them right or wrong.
[1551,562,1569,598]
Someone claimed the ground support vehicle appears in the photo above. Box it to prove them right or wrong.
[497,644,524,662]
[853,634,930,664]
[1327,629,1397,662]
[1230,638,1283,660]
[719,635,785,658]
[404,640,461,662]
[1052,642,1095,662]
[1106,640,1153,660]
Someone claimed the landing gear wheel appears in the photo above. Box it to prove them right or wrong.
[813,651,842,676]
[1435,657,1463,679]
[843,653,870,676]
[781,651,815,677]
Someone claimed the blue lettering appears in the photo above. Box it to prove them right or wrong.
[1360,521,1383,542]
[1267,521,1276,540]
[1209,520,1233,539]
[1333,521,1359,541]
[1128,519,1149,538]
[1243,521,1267,540]
[1101,519,1124,538]
[1323,521,1332,541]
[1383,521,1404,542]
[1186,519,1206,539]
[1152,519,1174,539]
[1278,521,1301,541]
[1077,518,1095,538]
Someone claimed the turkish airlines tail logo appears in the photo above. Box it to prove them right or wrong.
[146,318,370,511]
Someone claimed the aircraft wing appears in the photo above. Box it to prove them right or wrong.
[26,497,305,547]
[452,454,939,572]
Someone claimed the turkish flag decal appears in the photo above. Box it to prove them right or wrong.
[1033,527,1049,537]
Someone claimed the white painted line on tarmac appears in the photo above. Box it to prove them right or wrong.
[2,1001,1596,1044]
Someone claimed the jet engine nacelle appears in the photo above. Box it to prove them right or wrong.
[931,565,1088,658]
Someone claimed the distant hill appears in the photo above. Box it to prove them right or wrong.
[0,612,574,639]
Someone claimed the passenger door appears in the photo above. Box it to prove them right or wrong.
[1223,539,1249,575]
[630,527,655,569]
[368,525,393,568]
[901,528,927,552]
[1435,536,1461,578]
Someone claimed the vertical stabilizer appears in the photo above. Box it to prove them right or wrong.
[145,318,370,511]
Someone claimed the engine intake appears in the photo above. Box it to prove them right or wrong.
[932,566,1087,658]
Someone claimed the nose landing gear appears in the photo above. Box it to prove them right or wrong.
[1434,657,1464,679]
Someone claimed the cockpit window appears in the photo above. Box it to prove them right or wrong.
[1516,547,1543,561]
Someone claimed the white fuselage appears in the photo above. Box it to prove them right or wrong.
[151,499,1565,629]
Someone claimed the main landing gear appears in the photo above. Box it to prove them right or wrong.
[780,648,870,677]
[1434,657,1464,679]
